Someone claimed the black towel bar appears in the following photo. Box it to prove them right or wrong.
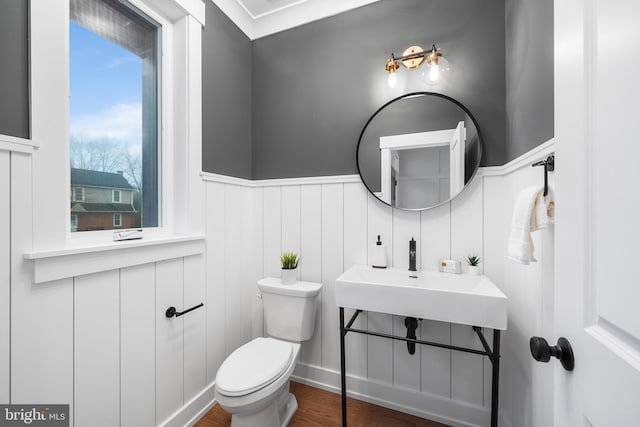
[166,303,204,318]
[532,155,555,196]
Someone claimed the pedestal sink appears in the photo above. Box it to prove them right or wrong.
[335,264,507,330]
[335,264,507,427]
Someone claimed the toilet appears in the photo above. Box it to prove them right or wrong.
[214,277,322,427]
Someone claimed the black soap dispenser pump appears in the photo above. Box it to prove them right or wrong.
[372,235,387,269]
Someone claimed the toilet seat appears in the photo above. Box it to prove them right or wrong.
[216,337,294,397]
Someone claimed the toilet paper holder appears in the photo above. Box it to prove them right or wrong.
[166,302,204,318]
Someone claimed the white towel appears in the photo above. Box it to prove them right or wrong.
[533,188,554,231]
[508,186,545,265]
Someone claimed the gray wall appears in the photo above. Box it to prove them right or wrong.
[202,1,253,179]
[0,0,30,138]
[251,0,506,179]
[505,0,554,160]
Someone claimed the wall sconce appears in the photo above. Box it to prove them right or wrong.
[385,44,449,87]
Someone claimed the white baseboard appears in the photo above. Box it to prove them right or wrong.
[160,382,217,427]
[292,363,491,427]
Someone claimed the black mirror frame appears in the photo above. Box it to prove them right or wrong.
[356,91,484,211]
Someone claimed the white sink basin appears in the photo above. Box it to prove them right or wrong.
[335,265,507,330]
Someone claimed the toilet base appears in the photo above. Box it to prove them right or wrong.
[228,381,298,427]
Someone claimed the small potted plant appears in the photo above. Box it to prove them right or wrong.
[466,255,481,275]
[280,252,300,285]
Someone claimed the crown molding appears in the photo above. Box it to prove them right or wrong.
[210,0,380,40]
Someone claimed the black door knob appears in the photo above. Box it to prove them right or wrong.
[530,336,575,371]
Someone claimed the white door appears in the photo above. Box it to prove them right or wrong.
[554,0,640,425]
[449,121,465,196]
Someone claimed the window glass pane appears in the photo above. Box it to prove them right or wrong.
[69,0,159,232]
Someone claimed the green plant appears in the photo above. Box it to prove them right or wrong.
[466,255,481,267]
[281,252,300,270]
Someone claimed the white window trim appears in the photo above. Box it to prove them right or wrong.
[29,0,205,251]
[113,213,122,227]
[73,187,85,202]
[112,189,121,203]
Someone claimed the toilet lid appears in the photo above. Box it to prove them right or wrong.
[216,337,293,397]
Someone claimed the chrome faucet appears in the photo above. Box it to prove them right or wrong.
[409,238,417,271]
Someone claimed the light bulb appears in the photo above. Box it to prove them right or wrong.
[423,56,449,85]
[428,64,441,82]
[388,71,397,88]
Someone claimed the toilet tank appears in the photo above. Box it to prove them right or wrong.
[257,278,322,342]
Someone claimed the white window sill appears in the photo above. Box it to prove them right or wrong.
[24,235,205,284]
[0,133,40,154]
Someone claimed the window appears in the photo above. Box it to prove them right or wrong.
[69,0,160,233]
[70,215,78,232]
[73,187,85,201]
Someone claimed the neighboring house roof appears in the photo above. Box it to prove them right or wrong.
[71,168,134,189]
[71,202,136,213]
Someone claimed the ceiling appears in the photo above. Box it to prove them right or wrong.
[210,0,381,40]
[237,0,306,18]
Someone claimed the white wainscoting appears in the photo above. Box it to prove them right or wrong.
[10,254,208,427]
[201,139,555,427]
[0,140,554,427]
[3,144,211,427]
[493,161,555,427]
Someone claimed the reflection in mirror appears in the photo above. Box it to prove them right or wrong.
[357,92,481,211]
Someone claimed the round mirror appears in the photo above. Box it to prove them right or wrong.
[357,92,482,211]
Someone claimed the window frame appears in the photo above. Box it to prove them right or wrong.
[113,212,122,227]
[65,0,167,242]
[112,189,121,203]
[70,214,78,232]
[69,0,162,236]
[29,0,205,250]
[72,187,84,202]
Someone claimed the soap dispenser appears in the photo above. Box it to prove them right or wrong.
[372,235,387,269]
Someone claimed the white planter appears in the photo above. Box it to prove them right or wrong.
[466,265,481,276]
[281,268,298,285]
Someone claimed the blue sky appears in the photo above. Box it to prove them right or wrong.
[69,21,142,146]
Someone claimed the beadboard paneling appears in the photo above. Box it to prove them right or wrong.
[224,185,251,355]
[343,183,368,378]
[156,258,185,425]
[10,152,74,410]
[74,270,120,427]
[299,184,322,366]
[184,254,207,402]
[319,184,344,372]
[450,177,485,407]
[391,209,421,391]
[263,187,282,280]
[365,193,394,385]
[205,181,227,383]
[120,263,156,427]
[198,142,556,427]
[281,186,301,282]
[250,187,265,340]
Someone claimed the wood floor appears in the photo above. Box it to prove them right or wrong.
[196,381,449,427]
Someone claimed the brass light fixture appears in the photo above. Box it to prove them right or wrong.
[385,44,449,87]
